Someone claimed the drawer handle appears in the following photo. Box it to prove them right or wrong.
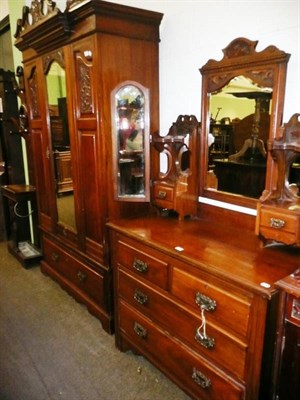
[195,330,215,349]
[195,304,215,349]
[133,258,148,273]
[133,322,148,339]
[158,190,167,199]
[195,292,216,312]
[134,289,148,305]
[270,217,286,229]
[51,252,60,262]
[77,270,87,282]
[192,367,211,389]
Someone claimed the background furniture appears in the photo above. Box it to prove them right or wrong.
[1,184,41,267]
[14,0,162,333]
[273,269,300,400]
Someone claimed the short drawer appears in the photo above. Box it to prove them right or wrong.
[259,207,299,245]
[172,268,252,339]
[118,268,248,380]
[153,182,174,202]
[116,236,169,290]
[118,300,245,400]
[43,237,105,307]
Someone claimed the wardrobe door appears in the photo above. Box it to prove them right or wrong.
[24,60,54,232]
[66,36,105,263]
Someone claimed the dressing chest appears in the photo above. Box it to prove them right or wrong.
[108,216,299,400]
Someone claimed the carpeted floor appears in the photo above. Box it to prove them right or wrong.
[0,242,191,400]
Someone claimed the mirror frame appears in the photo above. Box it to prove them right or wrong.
[199,37,290,210]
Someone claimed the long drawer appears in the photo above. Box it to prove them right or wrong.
[172,268,252,339]
[119,300,245,400]
[118,267,248,380]
[42,236,105,307]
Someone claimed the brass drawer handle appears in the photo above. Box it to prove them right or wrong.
[195,292,216,312]
[192,367,211,389]
[158,190,167,199]
[51,252,60,262]
[133,258,148,273]
[77,270,87,282]
[270,217,286,229]
[195,330,215,349]
[133,322,147,339]
[134,289,148,305]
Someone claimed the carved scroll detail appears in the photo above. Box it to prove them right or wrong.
[15,0,60,38]
[43,50,65,74]
[76,55,93,115]
[28,68,39,118]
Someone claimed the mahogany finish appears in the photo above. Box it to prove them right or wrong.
[15,0,162,332]
[108,216,300,400]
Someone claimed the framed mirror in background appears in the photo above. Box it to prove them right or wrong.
[199,37,290,210]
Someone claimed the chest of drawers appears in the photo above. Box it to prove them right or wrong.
[108,216,300,400]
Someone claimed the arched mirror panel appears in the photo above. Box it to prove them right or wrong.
[199,38,290,209]
[111,81,150,202]
[44,53,76,232]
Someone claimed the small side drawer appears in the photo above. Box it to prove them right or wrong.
[172,268,252,339]
[116,236,169,290]
[119,300,245,400]
[43,237,105,306]
[259,207,299,245]
[153,183,174,201]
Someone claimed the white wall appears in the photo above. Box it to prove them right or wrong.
[21,0,299,133]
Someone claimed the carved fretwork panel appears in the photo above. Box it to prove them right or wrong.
[202,37,288,93]
[43,49,65,74]
[75,51,94,115]
[28,67,39,118]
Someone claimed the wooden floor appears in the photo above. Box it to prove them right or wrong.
[0,241,190,400]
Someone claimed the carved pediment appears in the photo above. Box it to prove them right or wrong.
[14,0,71,53]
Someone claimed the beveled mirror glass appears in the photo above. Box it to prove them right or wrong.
[111,81,150,201]
[45,59,76,231]
[199,38,290,209]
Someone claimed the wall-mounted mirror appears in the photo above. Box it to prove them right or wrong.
[199,37,290,210]
[45,57,76,231]
[111,81,150,202]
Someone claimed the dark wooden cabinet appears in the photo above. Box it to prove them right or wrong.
[108,216,300,400]
[14,0,162,333]
[273,270,300,400]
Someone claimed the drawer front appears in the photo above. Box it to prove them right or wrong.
[118,268,247,380]
[172,268,252,339]
[43,237,105,306]
[259,208,299,244]
[118,300,245,400]
[153,183,174,202]
[116,236,169,290]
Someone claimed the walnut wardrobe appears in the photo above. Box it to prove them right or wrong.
[14,0,163,333]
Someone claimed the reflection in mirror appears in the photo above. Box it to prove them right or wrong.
[112,82,150,201]
[208,76,272,198]
[46,61,76,230]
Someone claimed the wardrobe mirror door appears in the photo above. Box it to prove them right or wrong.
[46,61,76,231]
